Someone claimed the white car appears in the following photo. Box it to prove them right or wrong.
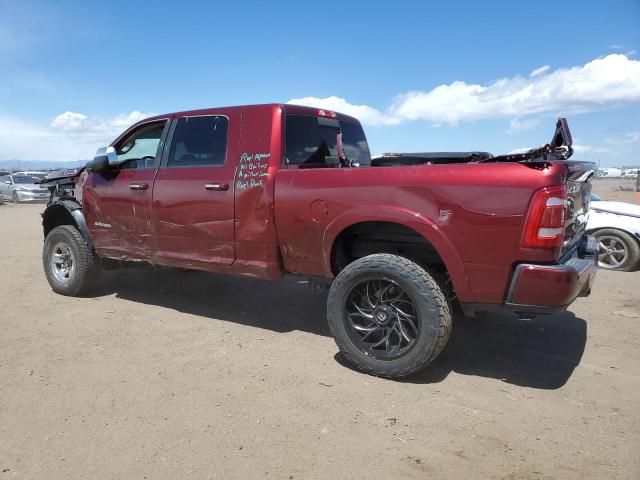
[587,193,640,271]
[0,174,50,203]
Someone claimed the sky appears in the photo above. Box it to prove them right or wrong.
[0,0,639,166]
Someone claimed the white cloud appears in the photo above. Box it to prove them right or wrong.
[507,117,541,133]
[572,144,593,153]
[566,140,610,155]
[50,111,88,130]
[0,111,154,161]
[4,54,640,161]
[286,96,389,126]
[288,54,640,127]
[50,110,151,136]
[529,65,550,77]
[625,131,640,143]
[604,131,640,145]
[388,54,640,125]
[609,44,624,50]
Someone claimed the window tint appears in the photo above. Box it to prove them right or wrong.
[285,115,338,167]
[285,114,371,168]
[116,121,166,169]
[167,116,228,167]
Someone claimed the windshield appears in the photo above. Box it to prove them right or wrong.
[285,114,371,168]
[12,175,38,184]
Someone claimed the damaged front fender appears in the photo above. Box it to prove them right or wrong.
[42,199,92,249]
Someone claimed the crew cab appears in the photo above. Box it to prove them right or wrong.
[39,104,598,378]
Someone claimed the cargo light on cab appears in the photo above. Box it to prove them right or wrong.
[317,109,337,118]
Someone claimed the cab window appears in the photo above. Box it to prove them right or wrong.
[284,114,372,168]
[115,121,167,169]
[167,116,228,167]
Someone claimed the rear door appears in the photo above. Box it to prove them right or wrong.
[151,113,238,265]
[82,119,170,259]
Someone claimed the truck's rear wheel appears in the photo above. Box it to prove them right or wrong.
[327,254,452,378]
[43,225,99,296]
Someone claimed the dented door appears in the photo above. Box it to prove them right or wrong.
[151,112,238,266]
[83,119,169,260]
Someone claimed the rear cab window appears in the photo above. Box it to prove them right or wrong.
[284,114,371,168]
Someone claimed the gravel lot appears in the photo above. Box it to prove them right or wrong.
[1,180,638,479]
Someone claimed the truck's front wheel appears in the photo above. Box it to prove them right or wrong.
[43,225,99,296]
[327,254,452,379]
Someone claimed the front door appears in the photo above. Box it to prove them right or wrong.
[83,119,169,259]
[152,113,237,265]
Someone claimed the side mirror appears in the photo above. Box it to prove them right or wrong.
[86,146,118,172]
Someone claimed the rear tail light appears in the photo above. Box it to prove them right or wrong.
[522,185,567,248]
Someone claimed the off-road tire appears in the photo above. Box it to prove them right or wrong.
[593,228,640,272]
[327,254,452,378]
[43,225,100,296]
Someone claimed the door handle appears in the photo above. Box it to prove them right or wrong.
[205,183,229,191]
[128,183,149,191]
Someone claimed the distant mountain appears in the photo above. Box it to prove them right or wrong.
[0,159,87,171]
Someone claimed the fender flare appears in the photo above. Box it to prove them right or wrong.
[321,205,473,300]
[42,199,92,249]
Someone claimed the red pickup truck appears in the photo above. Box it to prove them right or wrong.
[40,104,597,378]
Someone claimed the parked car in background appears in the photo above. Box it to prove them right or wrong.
[588,193,640,271]
[596,168,623,178]
[0,174,50,203]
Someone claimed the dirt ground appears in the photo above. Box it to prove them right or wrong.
[0,179,638,479]
[591,177,640,205]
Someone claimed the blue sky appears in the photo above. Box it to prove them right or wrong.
[0,0,639,165]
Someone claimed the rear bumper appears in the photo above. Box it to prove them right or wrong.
[461,235,598,317]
